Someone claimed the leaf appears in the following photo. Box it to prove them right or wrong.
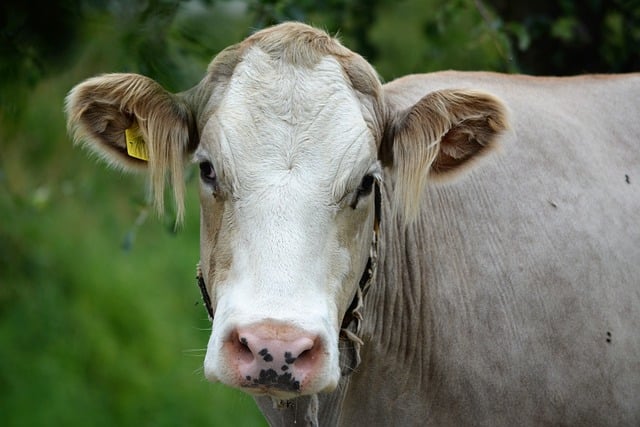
[551,16,578,42]
[505,22,531,51]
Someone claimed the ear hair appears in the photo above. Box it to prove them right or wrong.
[66,73,196,222]
[384,89,508,223]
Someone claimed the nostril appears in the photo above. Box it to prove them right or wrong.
[231,332,254,364]
[298,348,312,361]
[239,336,250,352]
[294,350,312,370]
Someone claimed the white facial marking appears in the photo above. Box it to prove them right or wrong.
[199,46,377,396]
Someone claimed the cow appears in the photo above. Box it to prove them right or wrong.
[66,22,640,426]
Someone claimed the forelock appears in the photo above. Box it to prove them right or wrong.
[245,22,352,68]
[202,23,385,143]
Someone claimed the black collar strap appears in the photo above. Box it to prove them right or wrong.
[195,181,381,374]
[338,181,380,375]
[196,263,214,321]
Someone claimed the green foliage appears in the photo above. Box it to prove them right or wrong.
[370,0,514,79]
[488,0,640,74]
[0,0,84,119]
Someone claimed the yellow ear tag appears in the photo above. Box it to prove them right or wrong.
[125,125,149,161]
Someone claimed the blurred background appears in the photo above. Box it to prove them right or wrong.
[1,0,638,425]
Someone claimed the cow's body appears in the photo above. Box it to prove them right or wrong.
[66,23,640,426]
[254,72,640,426]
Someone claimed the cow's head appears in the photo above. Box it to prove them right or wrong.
[66,23,507,399]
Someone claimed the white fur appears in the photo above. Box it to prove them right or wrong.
[198,47,378,395]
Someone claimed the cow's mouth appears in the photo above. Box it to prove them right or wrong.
[244,368,301,392]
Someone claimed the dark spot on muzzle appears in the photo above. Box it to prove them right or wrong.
[284,352,297,364]
[247,368,301,392]
[258,348,274,362]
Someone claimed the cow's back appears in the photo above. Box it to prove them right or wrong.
[340,72,640,426]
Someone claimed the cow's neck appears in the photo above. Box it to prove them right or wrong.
[364,176,433,358]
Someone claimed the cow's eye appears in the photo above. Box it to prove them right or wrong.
[351,174,375,208]
[199,161,217,186]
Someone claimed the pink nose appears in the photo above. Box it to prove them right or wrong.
[226,322,323,393]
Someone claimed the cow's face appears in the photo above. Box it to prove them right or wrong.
[195,46,380,397]
[66,22,507,401]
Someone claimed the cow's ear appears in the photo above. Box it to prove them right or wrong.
[66,73,198,220]
[380,89,508,221]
